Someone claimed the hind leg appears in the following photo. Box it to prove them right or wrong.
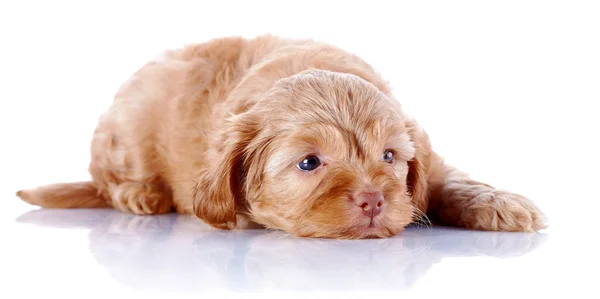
[90,124,173,215]
[107,181,173,215]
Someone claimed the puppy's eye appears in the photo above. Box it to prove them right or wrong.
[382,150,394,163]
[297,155,321,171]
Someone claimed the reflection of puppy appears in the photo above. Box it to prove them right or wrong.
[16,35,547,239]
[17,209,548,292]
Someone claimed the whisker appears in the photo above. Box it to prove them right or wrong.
[411,207,433,231]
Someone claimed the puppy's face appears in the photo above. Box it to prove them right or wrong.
[195,70,427,239]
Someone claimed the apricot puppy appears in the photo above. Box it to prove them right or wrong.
[16,35,547,239]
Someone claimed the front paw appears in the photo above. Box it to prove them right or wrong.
[461,191,548,232]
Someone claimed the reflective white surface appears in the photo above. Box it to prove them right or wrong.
[2,204,595,298]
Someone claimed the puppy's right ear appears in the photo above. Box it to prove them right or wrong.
[192,111,260,230]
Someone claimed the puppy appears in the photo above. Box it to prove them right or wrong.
[16,35,547,239]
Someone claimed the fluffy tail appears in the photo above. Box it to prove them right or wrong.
[16,181,111,209]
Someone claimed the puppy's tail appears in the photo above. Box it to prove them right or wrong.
[16,181,111,209]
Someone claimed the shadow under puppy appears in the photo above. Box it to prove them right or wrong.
[16,35,548,239]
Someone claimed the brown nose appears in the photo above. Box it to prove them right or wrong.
[354,190,384,217]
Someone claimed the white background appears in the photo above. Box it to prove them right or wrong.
[1,1,599,298]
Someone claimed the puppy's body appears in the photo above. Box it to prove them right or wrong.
[17,35,547,239]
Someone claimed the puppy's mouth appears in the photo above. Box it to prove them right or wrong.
[352,219,393,238]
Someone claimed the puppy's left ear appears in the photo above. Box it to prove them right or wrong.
[405,118,433,216]
[192,112,259,230]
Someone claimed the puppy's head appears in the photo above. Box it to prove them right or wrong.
[194,70,429,239]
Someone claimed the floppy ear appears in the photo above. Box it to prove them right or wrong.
[192,112,260,230]
[404,118,432,216]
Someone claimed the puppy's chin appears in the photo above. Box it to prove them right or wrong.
[293,221,408,240]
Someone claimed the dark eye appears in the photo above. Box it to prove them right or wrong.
[382,150,394,163]
[297,155,321,171]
